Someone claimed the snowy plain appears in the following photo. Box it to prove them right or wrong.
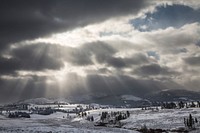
[1,106,200,132]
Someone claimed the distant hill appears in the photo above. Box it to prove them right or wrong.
[73,89,200,106]
[17,98,70,105]
[17,98,54,104]
[16,89,200,107]
[145,89,200,102]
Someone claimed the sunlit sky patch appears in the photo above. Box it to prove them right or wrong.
[131,4,200,31]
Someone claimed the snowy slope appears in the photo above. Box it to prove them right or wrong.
[18,98,54,104]
[0,111,138,133]
[2,106,200,132]
[18,97,71,105]
[121,95,142,101]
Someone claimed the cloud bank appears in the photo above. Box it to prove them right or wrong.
[0,0,200,103]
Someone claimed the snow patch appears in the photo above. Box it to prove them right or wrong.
[121,95,142,101]
[19,98,54,104]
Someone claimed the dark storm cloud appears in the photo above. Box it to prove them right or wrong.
[131,4,200,31]
[196,41,200,47]
[0,57,20,75]
[105,53,150,68]
[124,53,150,65]
[64,42,149,68]
[0,73,184,103]
[184,78,200,91]
[0,76,47,103]
[64,48,93,66]
[106,57,127,68]
[10,43,64,71]
[63,41,116,66]
[134,63,178,76]
[0,43,67,76]
[0,41,117,75]
[59,41,116,66]
[83,41,117,64]
[63,74,163,97]
[183,56,200,66]
[85,68,112,75]
[0,0,147,51]
[179,48,188,53]
[86,74,158,96]
[84,74,184,97]
[1,41,116,74]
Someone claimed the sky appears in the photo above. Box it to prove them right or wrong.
[0,0,200,103]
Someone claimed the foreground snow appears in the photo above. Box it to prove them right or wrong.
[122,108,200,130]
[1,107,200,132]
[0,112,137,133]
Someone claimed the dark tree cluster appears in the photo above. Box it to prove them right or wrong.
[162,102,177,109]
[184,114,198,129]
[95,111,130,127]
[179,101,200,108]
[162,101,200,109]
[100,111,130,122]
[77,111,87,117]
[29,106,55,115]
[86,115,94,122]
[37,107,54,115]
[8,112,30,118]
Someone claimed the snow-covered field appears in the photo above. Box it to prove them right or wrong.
[0,110,137,133]
[1,107,200,132]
